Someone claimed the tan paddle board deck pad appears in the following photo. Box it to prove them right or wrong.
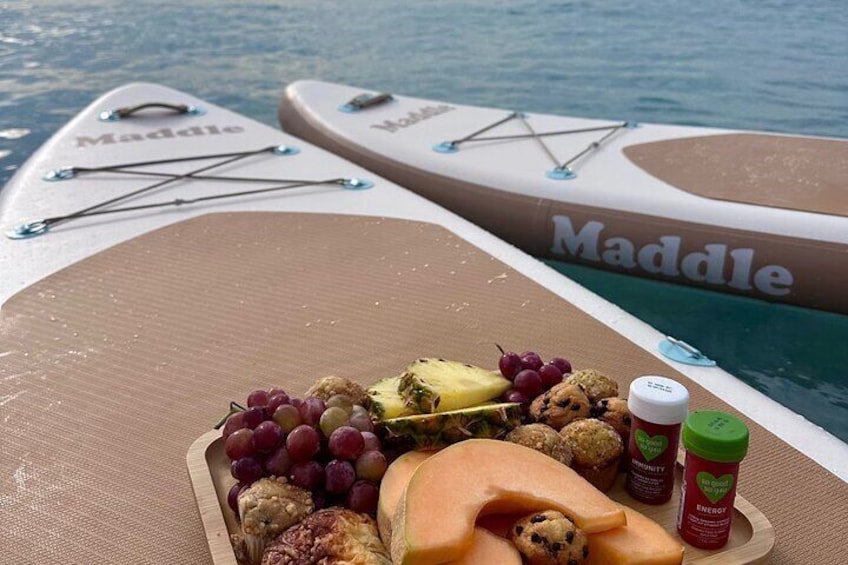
[2,212,844,564]
[623,133,848,217]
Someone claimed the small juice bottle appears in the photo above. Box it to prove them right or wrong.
[625,376,690,504]
[677,410,749,549]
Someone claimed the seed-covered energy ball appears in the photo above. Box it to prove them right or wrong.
[562,369,619,403]
[529,383,591,431]
[510,510,590,565]
[505,423,573,467]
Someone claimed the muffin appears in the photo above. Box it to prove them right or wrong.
[590,397,632,447]
[563,369,619,403]
[237,477,314,564]
[261,507,392,565]
[305,375,370,407]
[559,419,624,492]
[505,423,573,467]
[510,510,590,565]
[529,383,592,431]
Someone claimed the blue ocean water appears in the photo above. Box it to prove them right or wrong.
[2,0,847,440]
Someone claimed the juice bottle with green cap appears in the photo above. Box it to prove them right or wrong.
[677,410,750,549]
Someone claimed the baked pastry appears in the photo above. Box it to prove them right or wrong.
[529,383,591,431]
[510,510,590,565]
[563,369,618,403]
[261,507,392,565]
[305,375,370,407]
[590,397,632,446]
[505,423,573,467]
[238,477,314,564]
[559,419,624,492]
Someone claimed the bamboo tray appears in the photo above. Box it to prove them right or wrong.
[187,429,774,565]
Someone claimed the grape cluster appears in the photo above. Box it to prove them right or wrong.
[497,346,572,411]
[221,388,386,517]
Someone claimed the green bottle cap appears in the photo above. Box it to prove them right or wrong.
[682,410,749,463]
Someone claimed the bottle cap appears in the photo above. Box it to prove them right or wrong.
[683,410,749,463]
[627,375,690,425]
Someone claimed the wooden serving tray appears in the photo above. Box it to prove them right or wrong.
[187,430,774,565]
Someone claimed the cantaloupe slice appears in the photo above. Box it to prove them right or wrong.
[586,504,684,565]
[391,439,626,565]
[377,450,435,546]
[450,527,522,565]
[474,512,520,538]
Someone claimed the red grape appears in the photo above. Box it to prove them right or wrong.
[231,457,264,483]
[355,450,388,482]
[273,404,302,432]
[328,426,365,461]
[361,431,381,452]
[286,425,321,462]
[267,393,290,416]
[225,428,256,460]
[264,446,293,476]
[504,389,529,405]
[252,420,283,452]
[347,480,379,515]
[227,482,248,514]
[326,394,354,414]
[242,406,267,429]
[348,412,374,433]
[324,459,356,494]
[268,387,288,398]
[298,397,326,427]
[222,411,246,439]
[498,351,523,380]
[550,356,572,375]
[538,363,564,389]
[289,460,324,490]
[520,351,544,371]
[319,406,350,438]
[247,389,270,408]
[513,369,544,398]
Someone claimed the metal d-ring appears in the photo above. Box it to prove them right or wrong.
[546,166,577,180]
[272,144,300,156]
[432,141,459,154]
[341,178,374,190]
[6,220,50,239]
[43,167,76,181]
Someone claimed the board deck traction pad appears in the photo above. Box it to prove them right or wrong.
[1,212,845,564]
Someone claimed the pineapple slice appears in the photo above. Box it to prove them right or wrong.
[368,374,413,421]
[379,402,522,450]
[398,358,511,413]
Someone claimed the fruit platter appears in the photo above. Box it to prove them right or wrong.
[187,349,774,565]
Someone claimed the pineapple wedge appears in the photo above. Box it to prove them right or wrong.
[379,402,522,450]
[398,358,512,413]
[368,374,413,421]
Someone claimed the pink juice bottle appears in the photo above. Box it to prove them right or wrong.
[625,375,690,504]
[677,410,749,549]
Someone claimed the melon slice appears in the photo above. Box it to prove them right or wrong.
[585,504,684,565]
[391,439,626,565]
[450,527,521,565]
[377,450,434,546]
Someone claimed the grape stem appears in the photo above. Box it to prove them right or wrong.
[213,401,247,429]
[495,343,506,355]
